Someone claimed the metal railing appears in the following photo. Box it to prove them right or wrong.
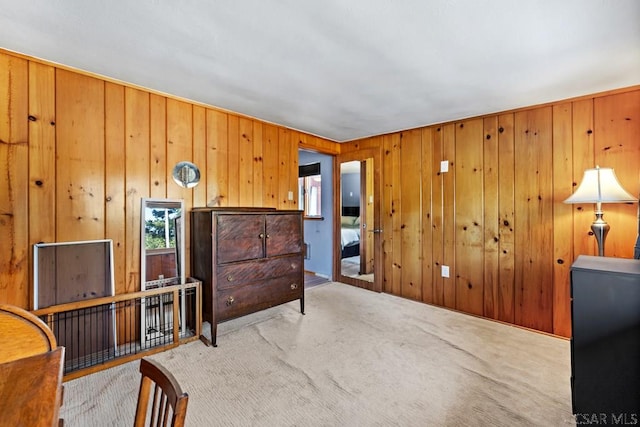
[32,279,201,381]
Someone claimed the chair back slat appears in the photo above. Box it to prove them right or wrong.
[134,358,189,427]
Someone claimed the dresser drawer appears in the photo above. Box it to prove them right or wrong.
[216,256,302,290]
[216,274,303,321]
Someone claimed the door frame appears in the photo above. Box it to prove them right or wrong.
[334,147,383,293]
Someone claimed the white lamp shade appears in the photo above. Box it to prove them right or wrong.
[564,167,637,204]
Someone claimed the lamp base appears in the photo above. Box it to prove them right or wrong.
[591,211,610,257]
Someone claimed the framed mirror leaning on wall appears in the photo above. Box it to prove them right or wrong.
[140,198,186,346]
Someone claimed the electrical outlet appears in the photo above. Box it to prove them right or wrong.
[440,160,449,173]
[288,191,294,201]
[441,265,450,278]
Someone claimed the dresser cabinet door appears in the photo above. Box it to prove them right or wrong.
[216,214,265,263]
[265,213,302,257]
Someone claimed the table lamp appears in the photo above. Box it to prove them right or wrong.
[564,166,637,256]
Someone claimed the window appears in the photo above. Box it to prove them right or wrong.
[299,175,322,217]
[299,163,322,219]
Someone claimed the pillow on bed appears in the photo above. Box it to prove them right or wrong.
[341,216,357,227]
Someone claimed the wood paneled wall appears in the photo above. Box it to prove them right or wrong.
[342,87,640,337]
[2,49,639,338]
[0,50,337,309]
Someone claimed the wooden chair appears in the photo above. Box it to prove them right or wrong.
[135,358,189,427]
[0,303,57,364]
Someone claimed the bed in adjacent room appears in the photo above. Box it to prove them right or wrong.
[340,206,360,259]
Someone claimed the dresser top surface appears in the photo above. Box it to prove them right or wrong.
[192,207,302,214]
[572,254,640,275]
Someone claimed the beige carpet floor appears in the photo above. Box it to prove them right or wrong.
[60,282,574,426]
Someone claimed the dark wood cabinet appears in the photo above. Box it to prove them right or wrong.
[570,255,640,421]
[191,208,305,346]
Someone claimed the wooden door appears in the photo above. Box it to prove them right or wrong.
[336,148,382,293]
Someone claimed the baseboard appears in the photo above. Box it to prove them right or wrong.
[304,270,330,280]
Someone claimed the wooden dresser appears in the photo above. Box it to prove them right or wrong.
[191,207,305,346]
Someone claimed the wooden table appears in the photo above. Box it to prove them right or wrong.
[0,347,65,427]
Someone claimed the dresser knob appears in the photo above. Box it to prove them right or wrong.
[290,283,298,290]
[226,296,235,306]
[259,233,265,239]
[226,275,234,282]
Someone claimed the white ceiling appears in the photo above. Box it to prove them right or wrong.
[1,1,639,142]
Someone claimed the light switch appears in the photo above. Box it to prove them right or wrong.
[441,265,450,278]
[288,191,294,200]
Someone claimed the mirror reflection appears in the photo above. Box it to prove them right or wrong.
[340,160,374,282]
[141,198,185,289]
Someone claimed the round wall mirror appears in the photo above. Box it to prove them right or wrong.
[172,161,200,188]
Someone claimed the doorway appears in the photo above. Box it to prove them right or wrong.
[299,149,334,283]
